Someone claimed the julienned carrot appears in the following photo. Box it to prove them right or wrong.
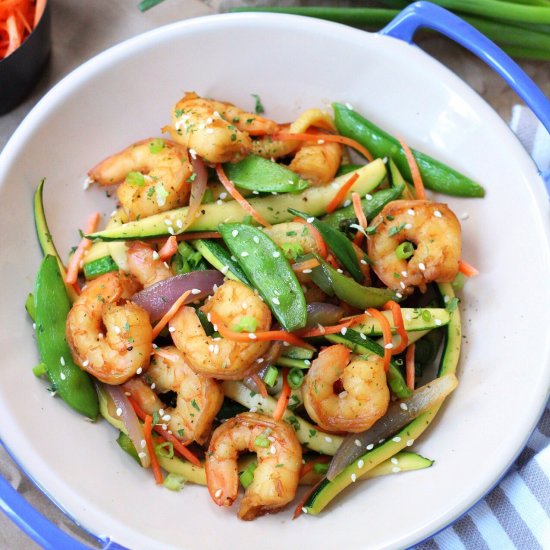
[382,300,408,354]
[34,0,46,28]
[144,415,164,484]
[292,257,320,273]
[398,136,426,200]
[297,312,368,338]
[326,172,359,213]
[209,312,314,350]
[176,231,222,241]
[273,369,290,421]
[299,455,331,479]
[65,212,100,284]
[458,259,479,277]
[273,132,373,162]
[158,235,178,261]
[366,308,392,371]
[251,373,268,398]
[5,14,21,57]
[292,216,328,259]
[151,290,191,339]
[216,164,271,228]
[351,192,368,246]
[128,396,201,466]
[406,343,416,391]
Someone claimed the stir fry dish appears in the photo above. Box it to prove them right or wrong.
[28,93,482,520]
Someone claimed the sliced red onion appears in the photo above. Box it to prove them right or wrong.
[242,342,283,393]
[306,302,344,328]
[104,384,151,468]
[182,156,208,231]
[327,373,458,480]
[131,270,224,322]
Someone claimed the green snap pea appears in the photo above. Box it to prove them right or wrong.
[289,208,363,282]
[82,255,119,279]
[310,258,396,309]
[223,154,309,193]
[333,103,486,198]
[219,223,307,332]
[321,184,404,233]
[34,255,99,419]
[25,293,36,321]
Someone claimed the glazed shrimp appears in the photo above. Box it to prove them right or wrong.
[288,140,342,185]
[169,92,278,163]
[170,280,272,379]
[205,412,302,520]
[126,241,172,288]
[88,138,192,220]
[302,345,390,433]
[122,346,223,445]
[66,272,153,385]
[367,200,461,294]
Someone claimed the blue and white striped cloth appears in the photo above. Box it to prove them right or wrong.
[419,106,550,550]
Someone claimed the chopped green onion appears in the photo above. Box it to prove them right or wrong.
[239,462,258,488]
[251,93,264,114]
[451,272,466,292]
[263,366,279,387]
[202,188,214,203]
[155,441,174,459]
[126,171,145,187]
[395,241,414,259]
[281,242,305,261]
[32,362,48,377]
[138,0,165,12]
[163,473,187,491]
[148,138,165,154]
[232,316,258,333]
[288,367,305,390]
[313,462,329,475]
[421,309,432,322]
[254,435,270,448]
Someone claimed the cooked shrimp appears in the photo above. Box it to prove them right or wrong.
[288,140,342,185]
[367,200,461,294]
[88,138,192,220]
[169,92,278,163]
[302,344,390,433]
[122,346,223,445]
[66,272,153,385]
[170,280,272,379]
[126,241,172,288]
[205,412,302,520]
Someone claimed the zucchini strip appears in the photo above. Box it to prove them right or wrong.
[355,308,449,335]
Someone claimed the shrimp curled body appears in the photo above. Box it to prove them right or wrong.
[66,272,153,385]
[170,280,271,379]
[367,200,461,294]
[122,346,223,445]
[302,344,390,433]
[126,241,172,288]
[88,138,192,221]
[205,412,302,520]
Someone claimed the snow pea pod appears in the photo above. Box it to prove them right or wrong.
[288,208,363,283]
[219,223,307,332]
[333,103,486,198]
[34,255,99,419]
[310,258,396,309]
[223,154,309,193]
[322,184,404,232]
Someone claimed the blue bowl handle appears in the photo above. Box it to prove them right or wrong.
[380,1,550,187]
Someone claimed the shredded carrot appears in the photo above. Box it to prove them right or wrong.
[383,300,408,354]
[406,343,416,391]
[65,212,100,284]
[176,231,222,241]
[273,369,290,421]
[158,235,178,261]
[325,172,359,214]
[397,136,426,200]
[0,0,43,59]
[351,192,368,246]
[251,373,268,398]
[299,455,331,479]
[144,415,164,484]
[151,290,191,339]
[292,216,327,259]
[292,257,320,273]
[128,396,201,466]
[273,132,373,162]
[366,308,392,371]
[209,311,314,350]
[297,312,368,338]
[216,164,271,228]
[34,0,46,28]
[458,259,479,277]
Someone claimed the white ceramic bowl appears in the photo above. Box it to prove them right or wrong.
[0,13,549,550]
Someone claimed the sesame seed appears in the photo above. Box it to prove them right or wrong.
[248,333,257,340]
[162,424,167,430]
[116,407,122,417]
[114,326,121,334]
[336,269,344,274]
[405,223,412,230]
[343,200,351,208]
[354,439,361,447]
[60,356,65,366]
[317,139,325,144]
[340,327,348,335]
[189,148,197,159]
[256,357,264,364]
[136,367,143,375]
[232,229,239,237]
[407,439,414,446]
[306,217,315,224]
[159,409,165,416]
[167,226,175,235]
[338,391,348,399]
[60,372,66,381]
[434,210,442,218]
[359,333,367,340]
[358,460,364,468]
[400,281,406,289]
[303,269,312,274]
[407,209,415,216]
[32,322,36,329]
[152,251,160,260]
[391,457,399,465]
[460,212,469,220]
[304,360,311,366]
[98,333,104,339]
[219,192,227,200]
[82,359,89,367]
[396,292,403,299]
[302,507,308,515]
[249,407,257,413]
[253,236,260,244]
[365,194,373,201]
[270,445,276,455]
[168,326,176,333]
[345,102,354,110]
[191,288,201,295]
[435,319,442,326]
[401,271,408,277]
[272,297,280,305]
[83,176,93,190]
[366,444,374,450]
[151,383,156,390]
[392,466,401,473]
[138,452,147,459]
[214,489,222,499]
[392,436,401,442]
[141,439,146,448]
[400,403,408,411]
[164,219,173,225]
[384,342,394,350]
[241,251,249,257]
[360,259,368,265]
[325,436,332,443]
[221,265,229,274]
[176,219,183,229]
[163,261,170,269]
[351,473,357,482]
[272,251,280,258]
[162,414,171,421]
[418,262,426,271]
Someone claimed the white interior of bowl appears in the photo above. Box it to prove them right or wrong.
[0,13,549,550]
